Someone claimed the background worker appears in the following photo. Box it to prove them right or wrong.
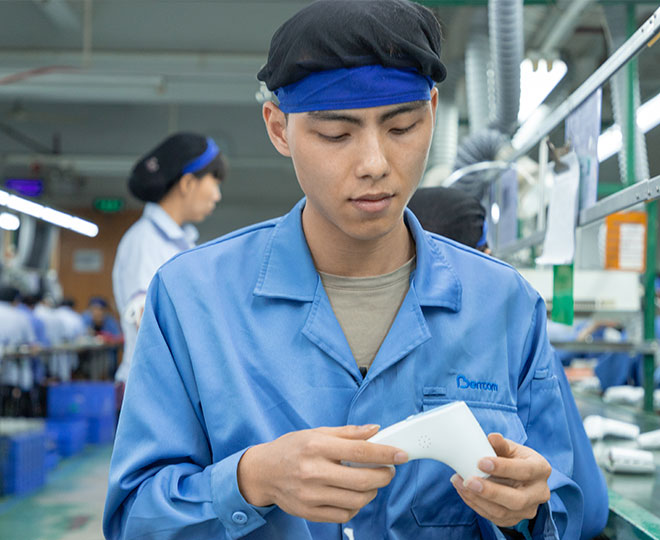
[82,296,121,338]
[408,186,490,252]
[112,132,226,384]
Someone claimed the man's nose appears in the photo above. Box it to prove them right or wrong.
[355,133,390,181]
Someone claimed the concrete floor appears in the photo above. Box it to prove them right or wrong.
[0,444,112,540]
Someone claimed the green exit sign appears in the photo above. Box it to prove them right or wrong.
[93,198,125,213]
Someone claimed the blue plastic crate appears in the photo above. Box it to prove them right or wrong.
[44,450,60,473]
[87,415,116,444]
[46,418,87,458]
[0,430,46,496]
[47,382,116,419]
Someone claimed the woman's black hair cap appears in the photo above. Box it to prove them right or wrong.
[128,132,210,203]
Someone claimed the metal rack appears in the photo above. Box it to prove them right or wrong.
[489,6,660,411]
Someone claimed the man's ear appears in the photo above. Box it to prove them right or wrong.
[263,101,291,157]
[429,87,438,127]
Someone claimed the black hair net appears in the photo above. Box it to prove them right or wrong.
[408,186,486,249]
[129,132,210,203]
[257,0,446,91]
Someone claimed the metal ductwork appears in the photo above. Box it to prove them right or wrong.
[450,1,522,197]
[451,129,510,201]
[465,10,492,135]
[489,0,524,135]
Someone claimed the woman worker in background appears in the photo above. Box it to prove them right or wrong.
[112,132,226,385]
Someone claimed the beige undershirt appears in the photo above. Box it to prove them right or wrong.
[319,257,416,371]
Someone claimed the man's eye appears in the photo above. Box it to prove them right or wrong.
[390,122,418,135]
[318,133,349,142]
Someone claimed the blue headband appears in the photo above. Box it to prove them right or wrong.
[476,220,488,249]
[181,137,220,175]
[274,65,435,113]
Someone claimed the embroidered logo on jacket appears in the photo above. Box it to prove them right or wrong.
[456,374,498,392]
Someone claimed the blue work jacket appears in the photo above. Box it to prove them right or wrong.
[104,200,585,540]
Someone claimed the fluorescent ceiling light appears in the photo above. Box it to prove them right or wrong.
[637,92,660,133]
[598,90,660,163]
[519,59,568,123]
[0,212,20,231]
[597,126,623,162]
[0,189,98,237]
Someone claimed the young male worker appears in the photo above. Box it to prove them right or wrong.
[104,2,587,539]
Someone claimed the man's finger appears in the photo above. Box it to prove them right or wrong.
[304,485,379,511]
[478,455,552,483]
[452,477,534,527]
[316,424,381,440]
[325,462,396,491]
[321,437,408,465]
[453,486,507,525]
[305,505,359,524]
[463,474,548,512]
[487,433,511,457]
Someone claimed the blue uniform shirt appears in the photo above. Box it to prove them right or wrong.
[104,200,586,540]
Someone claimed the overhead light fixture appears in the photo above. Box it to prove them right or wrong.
[0,189,98,237]
[637,91,660,133]
[597,126,623,162]
[0,212,20,231]
[598,90,660,162]
[518,59,568,123]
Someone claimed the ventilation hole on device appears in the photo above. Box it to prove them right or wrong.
[418,435,432,449]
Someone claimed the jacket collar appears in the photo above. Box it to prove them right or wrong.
[143,202,199,245]
[254,198,462,312]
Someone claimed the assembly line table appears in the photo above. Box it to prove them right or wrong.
[573,391,660,539]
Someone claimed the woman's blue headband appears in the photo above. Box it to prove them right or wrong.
[476,220,488,249]
[274,65,435,113]
[182,137,220,175]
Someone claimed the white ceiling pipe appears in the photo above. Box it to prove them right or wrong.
[0,76,262,105]
[0,51,266,78]
[3,154,294,176]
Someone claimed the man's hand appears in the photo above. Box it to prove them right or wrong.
[237,425,408,523]
[451,433,552,528]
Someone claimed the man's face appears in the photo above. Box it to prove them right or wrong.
[266,90,437,245]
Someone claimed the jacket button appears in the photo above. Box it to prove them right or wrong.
[231,511,248,524]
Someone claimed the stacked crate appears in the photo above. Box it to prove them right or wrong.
[0,420,46,496]
[45,417,87,458]
[47,382,116,449]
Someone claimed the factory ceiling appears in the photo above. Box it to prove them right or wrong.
[0,0,658,238]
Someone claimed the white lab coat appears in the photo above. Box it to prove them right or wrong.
[112,202,198,382]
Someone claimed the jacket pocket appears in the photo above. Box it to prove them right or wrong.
[411,398,527,527]
[525,369,572,475]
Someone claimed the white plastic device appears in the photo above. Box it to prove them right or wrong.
[605,447,655,474]
[583,415,640,440]
[603,386,644,406]
[367,401,496,480]
[637,429,660,450]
